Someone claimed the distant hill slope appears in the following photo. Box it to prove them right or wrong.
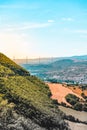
[22,59,87,84]
[71,55,87,60]
[14,55,87,64]
[0,53,69,130]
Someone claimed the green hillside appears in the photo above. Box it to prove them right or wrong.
[0,53,29,76]
[0,53,69,130]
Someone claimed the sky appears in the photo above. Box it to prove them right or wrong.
[0,0,87,59]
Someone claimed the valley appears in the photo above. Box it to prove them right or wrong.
[22,58,87,84]
[21,57,87,130]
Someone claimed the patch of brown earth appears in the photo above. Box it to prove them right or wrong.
[47,83,84,106]
[69,87,82,96]
[69,87,87,96]
[84,90,87,96]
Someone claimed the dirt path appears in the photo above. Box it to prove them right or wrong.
[66,120,87,130]
[47,83,84,106]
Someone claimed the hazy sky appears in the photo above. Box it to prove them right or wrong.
[0,0,87,58]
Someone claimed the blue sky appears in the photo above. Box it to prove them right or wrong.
[0,0,87,58]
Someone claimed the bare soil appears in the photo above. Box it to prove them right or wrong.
[47,83,84,106]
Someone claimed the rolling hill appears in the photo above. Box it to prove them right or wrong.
[0,53,69,130]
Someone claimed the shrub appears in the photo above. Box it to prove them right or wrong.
[52,99,59,105]
[74,102,83,111]
[61,102,67,107]
[65,94,79,106]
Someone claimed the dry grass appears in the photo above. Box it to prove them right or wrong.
[69,87,87,96]
[47,83,84,106]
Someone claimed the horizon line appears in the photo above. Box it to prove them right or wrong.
[12,54,87,60]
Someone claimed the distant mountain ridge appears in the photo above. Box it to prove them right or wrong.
[14,55,87,64]
[71,55,87,60]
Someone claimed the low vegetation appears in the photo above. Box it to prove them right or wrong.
[0,53,69,130]
[65,93,87,111]
[65,94,79,106]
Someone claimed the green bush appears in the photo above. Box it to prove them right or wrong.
[61,102,67,107]
[65,94,79,106]
[52,99,59,105]
[74,102,82,111]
